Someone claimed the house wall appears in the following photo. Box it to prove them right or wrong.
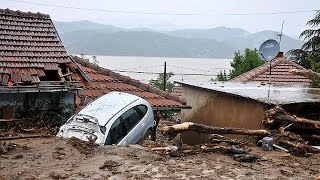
[181,85,268,145]
[0,92,74,119]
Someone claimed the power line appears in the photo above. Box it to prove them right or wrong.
[6,0,319,16]
[167,65,226,73]
[112,64,163,71]
[113,70,222,76]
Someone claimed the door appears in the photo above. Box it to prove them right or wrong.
[121,107,143,144]
[104,105,149,145]
[104,117,127,145]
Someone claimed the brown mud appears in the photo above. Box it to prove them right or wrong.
[0,120,320,179]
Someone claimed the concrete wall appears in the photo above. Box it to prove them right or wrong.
[181,85,268,145]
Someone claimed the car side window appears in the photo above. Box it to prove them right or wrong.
[105,105,148,145]
[105,117,127,145]
[122,108,141,132]
[136,105,148,117]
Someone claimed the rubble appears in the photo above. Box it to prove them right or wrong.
[66,137,98,155]
[0,141,15,154]
[99,160,122,171]
[157,105,320,157]
[263,106,320,132]
[0,105,320,179]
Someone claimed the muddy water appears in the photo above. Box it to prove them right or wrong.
[78,55,232,83]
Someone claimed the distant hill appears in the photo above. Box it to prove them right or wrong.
[60,30,236,58]
[53,20,123,34]
[168,27,303,53]
[54,21,304,58]
[168,26,251,42]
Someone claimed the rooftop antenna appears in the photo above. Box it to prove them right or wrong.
[259,39,280,101]
[277,20,285,51]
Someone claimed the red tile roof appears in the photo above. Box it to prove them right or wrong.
[70,56,188,110]
[172,86,182,98]
[0,9,71,86]
[231,57,312,86]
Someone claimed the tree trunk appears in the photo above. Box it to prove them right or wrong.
[160,122,271,138]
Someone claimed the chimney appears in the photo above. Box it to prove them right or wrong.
[276,52,284,58]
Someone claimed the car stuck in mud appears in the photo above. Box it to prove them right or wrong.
[57,92,156,145]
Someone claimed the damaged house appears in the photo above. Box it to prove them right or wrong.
[177,53,320,144]
[0,9,89,122]
[0,8,188,125]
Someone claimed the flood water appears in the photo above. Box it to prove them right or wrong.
[80,55,232,83]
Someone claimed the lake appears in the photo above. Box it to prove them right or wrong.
[81,55,232,83]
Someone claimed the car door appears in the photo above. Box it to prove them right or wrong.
[104,116,128,145]
[121,107,143,144]
[135,105,149,137]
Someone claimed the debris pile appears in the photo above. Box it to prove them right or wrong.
[155,106,320,161]
[66,137,98,155]
[151,122,267,162]
[263,106,320,155]
[0,141,15,155]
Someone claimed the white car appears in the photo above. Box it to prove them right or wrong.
[57,92,156,145]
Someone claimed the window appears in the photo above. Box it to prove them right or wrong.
[0,109,3,119]
[104,105,148,145]
[136,105,148,117]
[105,117,127,145]
[122,108,141,132]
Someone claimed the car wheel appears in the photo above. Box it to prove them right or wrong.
[143,129,154,141]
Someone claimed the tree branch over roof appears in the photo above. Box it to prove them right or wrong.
[289,69,320,82]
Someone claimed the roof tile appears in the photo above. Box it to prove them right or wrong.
[70,56,188,110]
[0,8,72,87]
[231,57,312,86]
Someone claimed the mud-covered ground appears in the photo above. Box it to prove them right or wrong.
[1,120,320,179]
[1,137,320,179]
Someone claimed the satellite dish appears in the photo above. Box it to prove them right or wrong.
[259,39,280,61]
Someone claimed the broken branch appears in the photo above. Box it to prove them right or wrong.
[278,140,320,154]
[160,122,271,138]
[263,106,320,130]
[0,135,53,141]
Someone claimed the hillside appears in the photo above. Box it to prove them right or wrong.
[60,30,235,58]
[54,21,304,58]
[169,27,303,53]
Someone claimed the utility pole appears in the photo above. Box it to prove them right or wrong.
[163,61,166,91]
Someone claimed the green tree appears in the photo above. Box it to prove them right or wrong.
[229,48,264,79]
[216,48,264,81]
[288,10,320,70]
[149,72,175,92]
[216,70,228,81]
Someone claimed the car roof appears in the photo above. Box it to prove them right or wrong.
[78,92,143,126]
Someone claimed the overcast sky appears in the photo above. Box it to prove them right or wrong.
[2,0,319,37]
